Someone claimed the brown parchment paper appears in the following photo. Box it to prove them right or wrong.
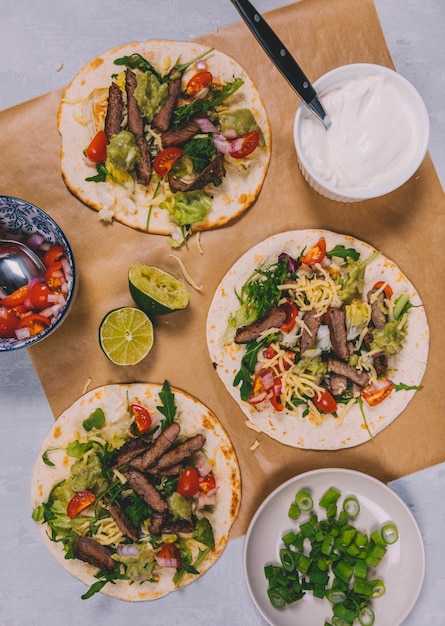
[1,0,444,540]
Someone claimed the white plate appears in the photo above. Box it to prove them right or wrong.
[244,468,424,626]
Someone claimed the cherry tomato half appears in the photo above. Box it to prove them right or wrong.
[45,262,64,290]
[0,307,19,338]
[43,245,64,269]
[185,70,213,97]
[29,282,52,310]
[373,281,394,299]
[67,490,97,519]
[130,404,152,434]
[177,467,200,497]
[230,130,260,159]
[85,130,108,164]
[16,313,51,336]
[280,299,299,333]
[361,378,394,406]
[153,147,184,177]
[199,471,216,493]
[300,237,327,266]
[0,284,29,308]
[156,543,182,568]
[313,390,337,414]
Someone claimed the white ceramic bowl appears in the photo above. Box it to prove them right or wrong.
[293,63,430,202]
[0,196,77,350]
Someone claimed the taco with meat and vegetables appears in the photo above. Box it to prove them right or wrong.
[31,381,240,601]
[58,40,271,246]
[206,230,429,450]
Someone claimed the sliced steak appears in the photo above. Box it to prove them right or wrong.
[363,328,388,376]
[161,119,200,148]
[299,309,321,354]
[329,373,348,396]
[107,500,140,542]
[326,307,350,361]
[154,434,206,470]
[328,360,370,388]
[104,82,123,139]
[124,469,167,513]
[73,536,115,571]
[367,287,387,330]
[129,422,180,471]
[152,68,182,131]
[113,438,150,467]
[168,151,226,192]
[148,512,165,536]
[162,518,195,534]
[134,134,152,185]
[146,463,182,476]
[235,305,287,343]
[125,69,144,137]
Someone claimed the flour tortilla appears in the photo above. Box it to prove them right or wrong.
[58,40,271,235]
[31,383,241,601]
[206,230,429,450]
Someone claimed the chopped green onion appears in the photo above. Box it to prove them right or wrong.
[326,589,347,604]
[358,606,375,625]
[343,496,360,517]
[381,522,399,544]
[295,489,314,511]
[288,501,301,520]
[319,486,341,509]
[371,578,386,598]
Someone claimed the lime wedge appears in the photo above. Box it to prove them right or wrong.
[99,306,154,365]
[128,264,190,315]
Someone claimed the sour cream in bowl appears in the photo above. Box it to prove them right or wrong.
[293,63,430,202]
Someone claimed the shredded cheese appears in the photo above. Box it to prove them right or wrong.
[94,516,124,546]
[169,254,203,291]
[245,419,262,433]
[250,439,260,451]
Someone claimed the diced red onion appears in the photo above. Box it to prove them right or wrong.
[194,60,208,71]
[27,233,45,249]
[197,458,213,478]
[278,252,301,274]
[248,390,267,405]
[117,544,139,557]
[194,117,218,134]
[227,137,245,154]
[213,134,233,154]
[155,554,180,568]
[259,369,274,391]
[198,491,217,510]
[15,327,31,340]
[222,129,237,140]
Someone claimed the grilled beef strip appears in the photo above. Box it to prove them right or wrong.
[124,68,152,185]
[161,119,200,148]
[125,69,144,137]
[326,307,350,361]
[73,536,115,571]
[299,309,321,355]
[124,469,167,513]
[363,329,388,376]
[113,438,151,467]
[152,67,182,131]
[328,359,370,388]
[235,305,287,344]
[154,434,206,470]
[148,512,165,536]
[106,500,140,542]
[329,373,348,396]
[128,422,180,472]
[168,151,226,193]
[145,463,182,476]
[104,82,123,139]
[367,287,387,330]
[162,518,195,534]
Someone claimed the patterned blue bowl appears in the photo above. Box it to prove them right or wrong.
[0,196,76,350]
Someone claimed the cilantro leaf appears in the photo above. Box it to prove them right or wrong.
[157,380,177,429]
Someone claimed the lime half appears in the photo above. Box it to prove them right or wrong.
[99,306,154,365]
[128,264,190,315]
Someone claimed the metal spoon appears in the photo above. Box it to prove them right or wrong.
[230,0,331,129]
[0,239,46,297]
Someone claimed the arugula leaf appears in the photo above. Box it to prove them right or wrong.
[326,245,360,261]
[173,77,244,126]
[234,338,269,401]
[113,53,164,83]
[81,564,129,600]
[85,163,124,186]
[157,380,177,429]
[182,136,217,173]
[393,382,422,392]
[42,448,59,467]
